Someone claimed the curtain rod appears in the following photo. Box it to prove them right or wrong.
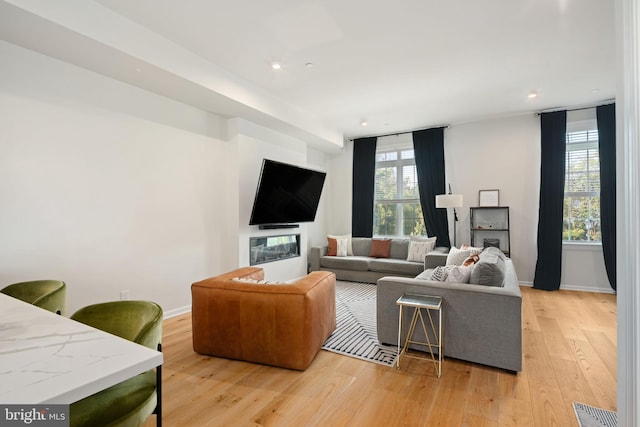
[535,99,615,115]
[348,124,449,142]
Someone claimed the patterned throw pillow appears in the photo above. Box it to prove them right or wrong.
[431,265,451,281]
[410,235,438,244]
[327,236,353,256]
[430,264,473,283]
[336,236,349,257]
[445,265,473,283]
[328,234,353,256]
[406,239,436,262]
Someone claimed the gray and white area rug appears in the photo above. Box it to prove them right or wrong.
[322,280,398,367]
[573,402,617,427]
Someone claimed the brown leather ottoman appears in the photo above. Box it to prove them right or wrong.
[191,267,336,370]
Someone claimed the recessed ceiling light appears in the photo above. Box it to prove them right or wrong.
[305,62,314,68]
[360,120,368,127]
[528,92,538,99]
[271,62,282,70]
[592,88,600,93]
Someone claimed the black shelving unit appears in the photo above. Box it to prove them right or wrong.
[470,207,510,257]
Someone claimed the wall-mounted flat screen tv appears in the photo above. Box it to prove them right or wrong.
[249,159,326,227]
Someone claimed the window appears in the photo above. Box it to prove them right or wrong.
[373,138,425,237]
[563,128,601,242]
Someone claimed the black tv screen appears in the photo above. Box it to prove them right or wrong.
[249,159,326,226]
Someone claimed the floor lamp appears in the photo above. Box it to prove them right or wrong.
[435,193,464,247]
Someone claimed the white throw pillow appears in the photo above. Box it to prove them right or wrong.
[446,246,472,266]
[445,265,473,283]
[328,234,353,256]
[336,236,349,257]
[407,239,436,262]
[410,235,438,243]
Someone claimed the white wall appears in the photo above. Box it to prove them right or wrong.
[447,115,611,292]
[306,147,332,248]
[0,41,230,316]
[446,115,540,283]
[328,114,612,292]
[560,244,610,291]
[0,41,334,316]
[231,118,323,281]
[326,140,353,236]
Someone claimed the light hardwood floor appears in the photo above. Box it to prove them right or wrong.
[144,286,616,427]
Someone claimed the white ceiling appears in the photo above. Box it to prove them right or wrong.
[0,0,615,151]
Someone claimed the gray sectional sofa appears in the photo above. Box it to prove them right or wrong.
[376,247,522,372]
[309,237,438,282]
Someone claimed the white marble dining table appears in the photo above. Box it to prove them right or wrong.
[0,293,163,404]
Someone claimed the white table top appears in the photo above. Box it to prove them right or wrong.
[0,293,163,404]
[396,293,442,309]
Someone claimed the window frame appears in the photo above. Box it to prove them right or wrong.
[563,118,601,244]
[372,137,424,238]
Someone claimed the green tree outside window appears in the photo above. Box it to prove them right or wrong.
[563,130,601,242]
[373,149,426,237]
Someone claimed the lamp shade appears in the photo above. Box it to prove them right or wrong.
[435,194,464,208]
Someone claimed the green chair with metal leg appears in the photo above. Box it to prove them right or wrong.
[0,280,66,315]
[69,300,163,427]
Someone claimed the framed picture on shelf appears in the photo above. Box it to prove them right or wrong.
[479,189,500,207]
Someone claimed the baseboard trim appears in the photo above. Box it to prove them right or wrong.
[559,284,616,294]
[519,281,615,294]
[163,305,191,319]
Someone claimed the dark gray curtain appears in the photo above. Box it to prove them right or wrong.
[597,103,616,291]
[412,128,450,247]
[533,110,567,291]
[351,137,377,237]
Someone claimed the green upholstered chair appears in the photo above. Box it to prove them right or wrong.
[0,280,66,315]
[69,301,163,427]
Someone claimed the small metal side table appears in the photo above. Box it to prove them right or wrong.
[396,293,443,378]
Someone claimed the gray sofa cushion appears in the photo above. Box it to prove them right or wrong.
[351,238,409,259]
[389,239,409,259]
[351,238,372,256]
[470,247,506,286]
[368,258,424,275]
[415,269,433,280]
[319,255,371,271]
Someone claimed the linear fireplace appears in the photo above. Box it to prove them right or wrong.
[249,234,300,265]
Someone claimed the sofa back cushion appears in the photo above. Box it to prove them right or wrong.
[351,237,412,259]
[352,238,372,256]
[470,247,506,286]
[389,239,410,259]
